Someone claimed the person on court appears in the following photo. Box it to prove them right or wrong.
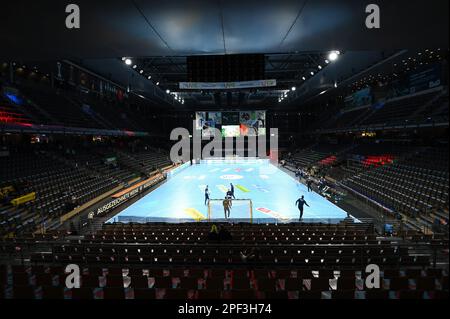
[295,195,310,221]
[225,190,233,208]
[230,183,236,199]
[307,178,313,192]
[223,197,231,219]
[204,185,210,205]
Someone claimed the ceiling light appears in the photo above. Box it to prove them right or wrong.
[310,71,314,76]
[302,76,306,81]
[328,51,339,61]
[291,86,296,91]
[166,89,170,94]
[132,65,137,69]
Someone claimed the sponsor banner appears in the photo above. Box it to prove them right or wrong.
[179,79,276,90]
[256,207,289,220]
[408,63,442,93]
[92,175,165,216]
[184,208,206,221]
[11,192,36,206]
[344,87,372,109]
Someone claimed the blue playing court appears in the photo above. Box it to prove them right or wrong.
[108,159,351,223]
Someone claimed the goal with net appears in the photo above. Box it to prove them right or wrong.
[207,198,253,222]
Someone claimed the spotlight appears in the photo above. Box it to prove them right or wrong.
[132,65,137,69]
[166,89,170,94]
[156,82,159,85]
[124,58,132,65]
[302,76,306,81]
[147,75,151,79]
[325,59,329,64]
[310,71,314,76]
[328,51,339,61]
[318,65,322,69]
[139,70,143,74]
[291,86,296,91]
[121,57,126,61]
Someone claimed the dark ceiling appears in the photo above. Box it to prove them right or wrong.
[1,0,448,59]
[1,0,448,108]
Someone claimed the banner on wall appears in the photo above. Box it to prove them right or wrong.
[180,79,276,90]
[91,175,165,217]
[54,61,125,99]
[408,64,442,93]
[344,87,372,109]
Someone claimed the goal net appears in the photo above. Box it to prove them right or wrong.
[207,198,253,222]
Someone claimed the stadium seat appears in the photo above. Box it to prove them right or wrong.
[41,286,65,299]
[129,276,149,289]
[205,278,224,290]
[13,286,35,299]
[103,287,126,299]
[71,288,94,300]
[133,289,156,300]
[197,289,222,299]
[332,290,355,299]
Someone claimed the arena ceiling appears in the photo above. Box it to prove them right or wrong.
[1,0,448,108]
[1,0,448,59]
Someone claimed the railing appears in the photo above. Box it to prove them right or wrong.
[106,216,359,225]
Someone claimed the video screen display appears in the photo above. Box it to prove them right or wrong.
[222,112,240,125]
[221,125,241,137]
[239,111,266,136]
[195,111,266,137]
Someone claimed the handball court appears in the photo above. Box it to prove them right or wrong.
[108,159,351,224]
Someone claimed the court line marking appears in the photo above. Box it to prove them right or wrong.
[235,184,250,192]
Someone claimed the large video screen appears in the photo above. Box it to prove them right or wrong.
[195,111,266,137]
[221,125,241,137]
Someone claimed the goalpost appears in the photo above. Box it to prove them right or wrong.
[207,198,253,222]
